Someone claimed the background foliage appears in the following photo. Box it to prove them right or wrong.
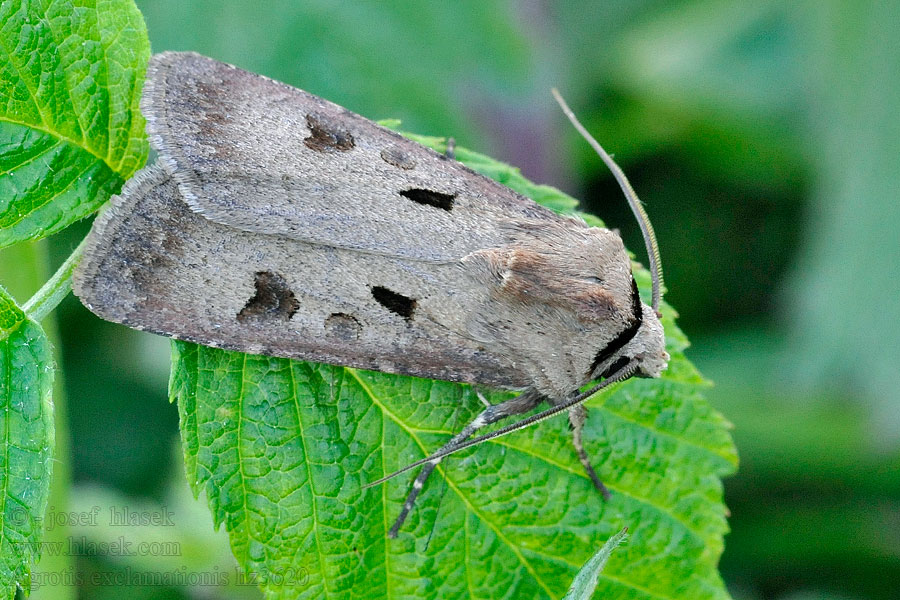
[0,0,897,599]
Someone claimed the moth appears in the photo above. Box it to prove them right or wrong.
[73,52,669,537]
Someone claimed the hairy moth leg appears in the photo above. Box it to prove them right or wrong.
[388,388,543,537]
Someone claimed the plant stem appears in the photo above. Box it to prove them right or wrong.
[23,237,88,321]
[29,240,76,600]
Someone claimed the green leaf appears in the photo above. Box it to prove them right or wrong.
[562,527,628,600]
[170,140,737,599]
[0,0,150,249]
[0,286,54,599]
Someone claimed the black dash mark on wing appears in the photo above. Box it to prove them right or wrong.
[304,114,355,152]
[589,277,643,374]
[238,271,300,323]
[372,286,416,320]
[400,188,455,211]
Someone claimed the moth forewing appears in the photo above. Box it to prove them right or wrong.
[73,51,669,537]
[74,164,529,388]
[141,51,559,263]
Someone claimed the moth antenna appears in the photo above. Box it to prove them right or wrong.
[365,360,638,488]
[551,89,664,313]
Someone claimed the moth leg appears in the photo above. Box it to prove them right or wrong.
[568,404,611,499]
[444,137,456,160]
[388,388,544,537]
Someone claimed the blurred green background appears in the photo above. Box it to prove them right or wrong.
[2,1,898,598]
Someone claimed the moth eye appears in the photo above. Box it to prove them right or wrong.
[381,145,417,170]
[237,271,300,323]
[304,113,355,152]
[371,286,417,320]
[399,188,455,211]
[324,313,362,341]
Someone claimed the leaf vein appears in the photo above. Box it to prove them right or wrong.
[0,156,97,231]
[492,439,705,542]
[0,23,49,131]
[289,362,330,599]
[0,114,111,169]
[346,368,557,599]
[0,135,62,178]
[41,0,91,153]
[598,403,734,463]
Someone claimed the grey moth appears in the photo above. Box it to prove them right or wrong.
[73,52,668,536]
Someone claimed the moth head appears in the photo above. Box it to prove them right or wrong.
[583,274,668,384]
[623,305,668,379]
[476,225,667,397]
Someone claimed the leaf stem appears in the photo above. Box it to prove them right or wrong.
[23,237,88,322]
